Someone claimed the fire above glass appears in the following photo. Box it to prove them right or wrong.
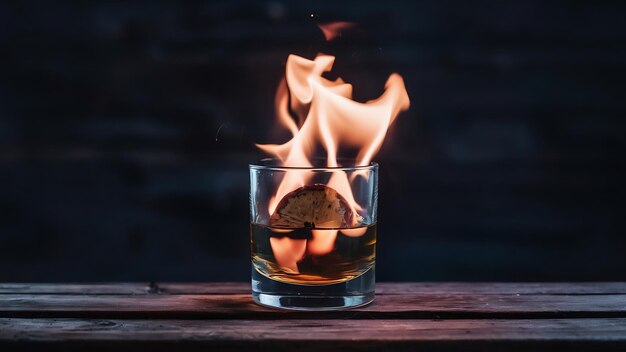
[249,29,409,309]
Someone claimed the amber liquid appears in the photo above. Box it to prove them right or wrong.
[250,223,376,285]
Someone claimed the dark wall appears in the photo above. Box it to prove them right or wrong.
[1,0,625,282]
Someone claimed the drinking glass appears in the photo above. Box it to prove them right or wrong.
[249,159,378,310]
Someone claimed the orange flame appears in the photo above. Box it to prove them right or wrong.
[269,236,306,272]
[340,227,368,237]
[309,229,339,255]
[257,27,410,268]
[318,22,356,41]
[257,54,410,216]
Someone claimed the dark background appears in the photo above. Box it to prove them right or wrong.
[1,0,625,282]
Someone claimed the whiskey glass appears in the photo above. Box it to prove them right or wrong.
[249,159,378,310]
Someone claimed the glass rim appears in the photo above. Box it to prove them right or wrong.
[249,158,379,171]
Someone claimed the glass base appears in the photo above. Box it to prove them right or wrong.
[251,266,375,310]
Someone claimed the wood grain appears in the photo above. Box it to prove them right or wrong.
[1,318,625,352]
[158,282,626,295]
[0,283,152,295]
[3,282,626,295]
[1,292,625,319]
[2,283,625,351]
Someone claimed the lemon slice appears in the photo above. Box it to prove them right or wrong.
[270,184,353,229]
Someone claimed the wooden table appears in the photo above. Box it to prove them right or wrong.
[1,282,625,351]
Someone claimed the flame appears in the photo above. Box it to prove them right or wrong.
[318,22,356,41]
[340,227,368,238]
[257,25,410,269]
[269,237,307,272]
[309,229,339,255]
[257,54,409,215]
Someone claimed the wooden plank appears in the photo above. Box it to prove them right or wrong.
[375,282,626,295]
[157,282,626,295]
[1,318,625,352]
[1,293,625,319]
[2,282,625,295]
[0,283,152,295]
[156,282,249,295]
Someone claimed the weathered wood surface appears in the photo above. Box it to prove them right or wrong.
[2,293,626,319]
[2,318,626,352]
[3,282,626,295]
[0,283,152,295]
[1,283,625,351]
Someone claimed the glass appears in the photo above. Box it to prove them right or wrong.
[249,159,378,310]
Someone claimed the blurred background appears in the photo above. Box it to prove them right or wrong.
[1,0,625,282]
